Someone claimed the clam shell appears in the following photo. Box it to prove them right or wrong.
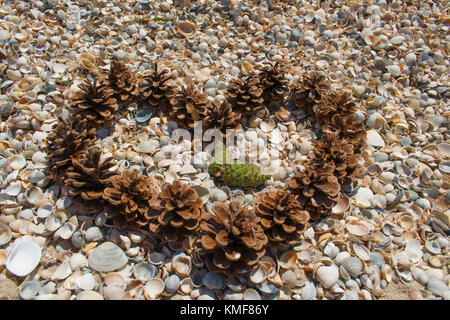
[5,239,42,276]
[279,251,298,269]
[51,261,72,281]
[352,243,370,261]
[9,155,26,170]
[243,288,261,300]
[345,221,371,236]
[36,203,53,218]
[249,266,266,284]
[76,290,104,300]
[340,257,363,278]
[176,21,197,39]
[57,222,76,239]
[88,242,128,272]
[148,252,165,266]
[172,252,192,277]
[179,278,193,295]
[144,278,165,299]
[103,286,125,300]
[331,196,350,215]
[165,274,181,293]
[316,265,339,289]
[203,272,223,290]
[79,53,95,70]
[19,280,40,300]
[133,262,157,282]
[301,281,317,300]
[0,222,12,246]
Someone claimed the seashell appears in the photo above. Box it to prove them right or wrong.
[144,278,165,300]
[437,143,450,158]
[103,272,126,288]
[51,261,72,281]
[243,288,261,300]
[79,53,95,70]
[352,243,370,261]
[133,262,157,282]
[331,196,350,215]
[57,222,76,240]
[439,162,450,174]
[76,291,104,300]
[165,275,181,293]
[19,280,40,300]
[88,242,128,272]
[395,213,416,231]
[354,187,374,208]
[249,266,266,284]
[340,257,363,278]
[279,251,298,269]
[36,203,53,218]
[203,272,223,290]
[429,255,445,268]
[172,252,192,277]
[179,278,193,295]
[148,251,165,266]
[297,248,316,264]
[301,281,317,300]
[70,253,88,271]
[24,187,45,207]
[0,222,12,246]
[427,279,450,297]
[425,238,441,255]
[71,230,85,249]
[5,239,42,276]
[230,190,247,206]
[4,182,21,196]
[176,21,197,39]
[191,185,209,204]
[85,227,104,242]
[44,214,63,232]
[9,155,26,170]
[346,220,371,237]
[75,273,97,291]
[135,108,154,123]
[191,270,205,288]
[411,266,428,286]
[103,286,125,300]
[316,265,339,289]
[366,129,385,147]
[135,140,159,154]
[313,218,335,234]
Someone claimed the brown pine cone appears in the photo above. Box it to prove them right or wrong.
[71,78,118,127]
[255,190,310,245]
[169,85,212,128]
[290,71,330,115]
[107,60,139,103]
[286,164,341,221]
[65,147,116,201]
[203,101,241,131]
[313,90,357,125]
[195,200,268,276]
[139,63,177,111]
[146,180,204,243]
[45,115,96,182]
[258,62,289,105]
[226,76,264,116]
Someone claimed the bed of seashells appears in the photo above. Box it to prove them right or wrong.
[0,0,449,300]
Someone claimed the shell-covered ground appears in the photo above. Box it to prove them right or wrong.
[0,0,449,300]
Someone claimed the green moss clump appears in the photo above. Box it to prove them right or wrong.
[208,141,271,189]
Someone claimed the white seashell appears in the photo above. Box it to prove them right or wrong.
[103,272,126,288]
[249,266,266,284]
[316,265,339,289]
[172,252,192,277]
[85,227,104,242]
[75,273,97,291]
[243,288,261,300]
[354,187,374,208]
[301,281,317,300]
[0,222,12,246]
[144,278,165,299]
[70,253,88,271]
[19,280,40,300]
[366,129,385,147]
[353,243,370,261]
[76,290,104,300]
[411,267,428,286]
[340,257,363,278]
[4,182,21,196]
[9,155,26,170]
[133,262,157,282]
[381,264,393,283]
[179,278,194,295]
[334,251,351,265]
[323,242,339,259]
[427,279,449,297]
[44,214,63,232]
[346,220,371,236]
[51,261,72,281]
[103,286,125,300]
[36,203,53,218]
[88,242,128,272]
[5,239,42,276]
[165,275,181,293]
[57,222,76,240]
[297,249,316,264]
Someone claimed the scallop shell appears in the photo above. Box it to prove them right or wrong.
[316,265,339,289]
[133,262,157,282]
[0,222,12,246]
[340,257,363,278]
[88,242,128,272]
[5,239,42,276]
[75,273,97,291]
[144,278,165,300]
[76,290,104,300]
[19,281,40,300]
[103,286,125,300]
[70,253,88,270]
[172,252,192,277]
[103,272,126,288]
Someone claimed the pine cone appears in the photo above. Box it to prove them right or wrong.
[196,200,268,276]
[322,114,367,150]
[226,76,264,116]
[146,180,203,243]
[71,78,118,127]
[203,101,241,131]
[255,190,310,245]
[286,164,341,221]
[45,115,96,182]
[139,63,177,110]
[103,169,159,230]
[313,90,357,125]
[65,147,116,201]
[107,60,138,103]
[290,71,329,115]
[169,85,212,128]
[259,63,289,105]
[311,134,366,185]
